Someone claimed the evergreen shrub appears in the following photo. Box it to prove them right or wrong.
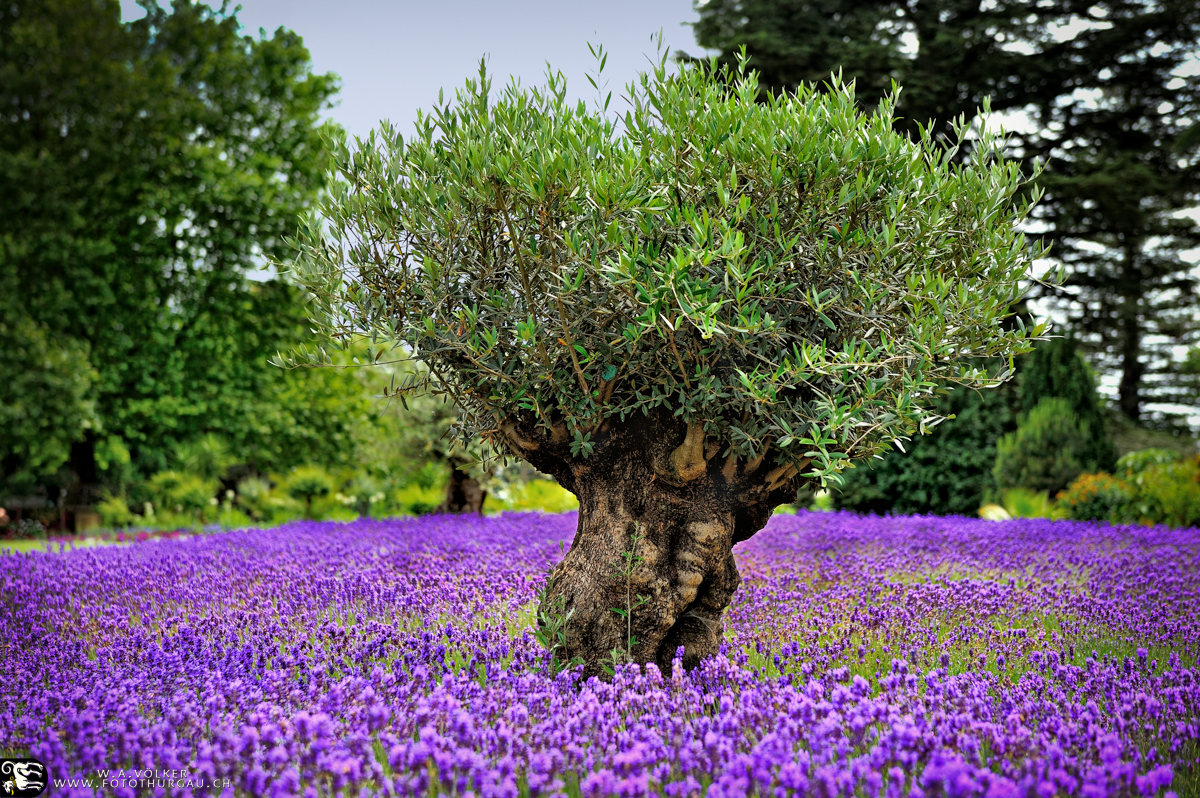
[993,397,1095,496]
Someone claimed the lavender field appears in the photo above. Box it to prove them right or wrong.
[2,511,1197,798]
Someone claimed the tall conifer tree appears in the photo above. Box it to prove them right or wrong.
[689,0,1200,421]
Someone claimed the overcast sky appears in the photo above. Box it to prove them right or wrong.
[120,0,712,140]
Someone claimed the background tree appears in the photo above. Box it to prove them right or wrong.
[1034,81,1200,421]
[389,390,494,514]
[834,335,1112,515]
[290,57,1044,674]
[0,0,361,493]
[689,0,1200,423]
[1016,335,1113,469]
[831,372,1018,516]
[0,314,96,491]
[993,397,1097,495]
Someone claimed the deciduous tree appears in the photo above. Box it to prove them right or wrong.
[0,0,345,487]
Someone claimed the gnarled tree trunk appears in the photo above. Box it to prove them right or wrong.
[439,464,487,514]
[503,409,802,679]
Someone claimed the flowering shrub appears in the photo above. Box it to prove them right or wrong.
[1,512,1196,796]
[1057,472,1137,523]
[1060,451,1200,528]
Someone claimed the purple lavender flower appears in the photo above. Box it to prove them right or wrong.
[0,511,1195,796]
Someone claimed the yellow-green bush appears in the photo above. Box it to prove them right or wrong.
[487,480,579,514]
[978,488,1066,521]
[97,495,135,528]
[1001,488,1066,520]
[147,470,219,519]
[1129,457,1200,528]
[236,477,302,524]
[1058,450,1200,528]
[282,465,336,519]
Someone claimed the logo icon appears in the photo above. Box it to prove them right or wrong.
[0,759,47,797]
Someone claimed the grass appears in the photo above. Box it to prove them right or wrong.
[0,537,124,554]
[0,482,579,557]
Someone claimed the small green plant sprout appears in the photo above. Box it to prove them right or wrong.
[605,525,652,673]
[534,572,584,675]
[533,540,584,675]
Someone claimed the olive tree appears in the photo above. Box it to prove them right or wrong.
[393,387,496,514]
[289,55,1045,676]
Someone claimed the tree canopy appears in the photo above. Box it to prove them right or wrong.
[0,0,362,490]
[292,54,1045,488]
[291,53,1047,674]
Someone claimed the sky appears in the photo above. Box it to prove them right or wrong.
[120,0,712,141]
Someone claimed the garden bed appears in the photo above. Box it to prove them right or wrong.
[1,511,1196,796]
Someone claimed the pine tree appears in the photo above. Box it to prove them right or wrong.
[1032,75,1200,421]
[1017,336,1114,470]
[689,0,1200,422]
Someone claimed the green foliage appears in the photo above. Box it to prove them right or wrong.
[290,53,1043,485]
[94,436,133,490]
[833,377,1016,516]
[689,0,1200,423]
[1057,473,1136,524]
[808,490,834,513]
[1115,448,1181,475]
[283,465,335,518]
[174,435,235,483]
[0,0,343,483]
[389,482,444,517]
[607,526,650,672]
[381,382,503,493]
[1060,454,1200,528]
[1110,415,1197,461]
[835,337,1110,516]
[214,507,253,529]
[534,568,584,675]
[688,0,1155,143]
[978,488,1065,521]
[96,495,135,528]
[489,480,579,514]
[410,462,444,492]
[999,488,1063,520]
[1037,112,1200,422]
[337,474,389,518]
[235,477,301,524]
[148,470,218,518]
[7,518,46,540]
[994,398,1095,496]
[1131,458,1200,529]
[1018,337,1114,471]
[0,311,96,491]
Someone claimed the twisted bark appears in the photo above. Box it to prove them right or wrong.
[504,409,804,678]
